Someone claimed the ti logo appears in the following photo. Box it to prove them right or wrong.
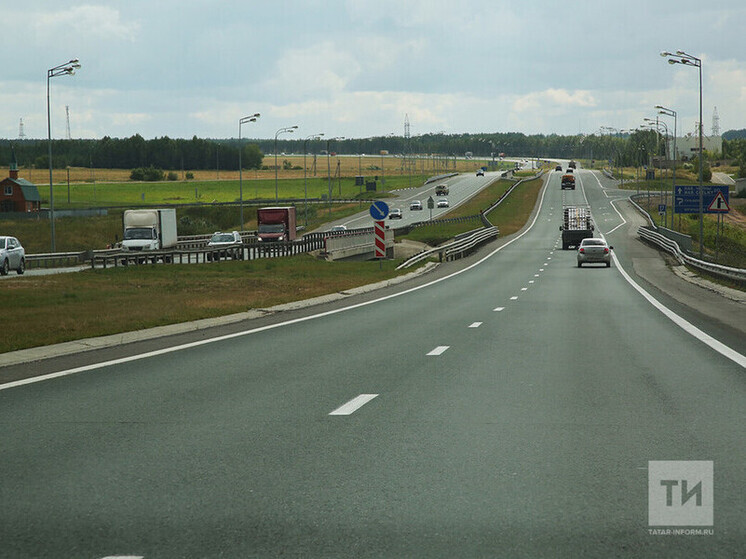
[648,461,713,526]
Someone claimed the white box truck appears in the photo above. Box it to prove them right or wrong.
[122,209,178,252]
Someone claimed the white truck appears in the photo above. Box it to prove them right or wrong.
[122,209,178,252]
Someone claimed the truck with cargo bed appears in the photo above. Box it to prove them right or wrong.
[435,184,449,196]
[257,206,297,242]
[122,209,178,252]
[559,205,594,249]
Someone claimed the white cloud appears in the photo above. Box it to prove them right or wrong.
[512,89,598,114]
[33,5,139,41]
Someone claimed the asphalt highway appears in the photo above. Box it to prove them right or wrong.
[0,169,743,558]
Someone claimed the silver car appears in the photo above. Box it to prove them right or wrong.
[208,231,242,247]
[0,236,25,275]
[577,238,612,268]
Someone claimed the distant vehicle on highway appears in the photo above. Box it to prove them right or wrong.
[476,169,485,176]
[329,225,347,232]
[577,238,612,268]
[0,236,25,275]
[207,231,241,247]
[565,168,573,173]
[388,208,403,219]
[568,160,577,169]
[437,198,449,208]
[410,200,423,211]
[555,165,563,171]
[435,184,449,196]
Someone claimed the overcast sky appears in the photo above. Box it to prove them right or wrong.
[2,1,744,142]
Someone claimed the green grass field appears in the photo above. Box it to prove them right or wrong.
[48,174,427,209]
[0,255,408,353]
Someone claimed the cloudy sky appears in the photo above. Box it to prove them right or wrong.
[2,0,744,141]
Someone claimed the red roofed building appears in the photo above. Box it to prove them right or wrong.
[0,147,40,212]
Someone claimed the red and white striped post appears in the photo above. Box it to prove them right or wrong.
[374,220,385,258]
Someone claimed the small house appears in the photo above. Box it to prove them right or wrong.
[0,148,40,212]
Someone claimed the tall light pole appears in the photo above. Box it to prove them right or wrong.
[275,125,298,201]
[47,58,80,252]
[325,137,344,213]
[656,105,678,229]
[303,133,323,226]
[238,113,260,228]
[662,50,704,257]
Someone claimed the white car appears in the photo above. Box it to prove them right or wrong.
[388,208,403,220]
[0,236,25,275]
[207,231,242,247]
[437,198,449,208]
[329,225,347,232]
[577,238,612,268]
[410,200,423,211]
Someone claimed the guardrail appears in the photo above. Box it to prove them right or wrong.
[91,235,328,269]
[629,195,746,285]
[396,226,499,269]
[637,226,746,284]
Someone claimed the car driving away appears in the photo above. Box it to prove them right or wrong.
[0,236,25,275]
[577,238,612,268]
[476,169,484,176]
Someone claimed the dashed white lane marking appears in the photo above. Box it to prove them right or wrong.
[427,346,450,356]
[529,280,535,284]
[493,307,505,312]
[329,394,379,415]
[510,296,518,301]
[521,287,528,291]
[534,274,540,277]
[539,268,545,272]
[547,257,552,260]
[469,322,483,328]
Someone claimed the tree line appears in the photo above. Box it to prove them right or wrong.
[2,130,745,173]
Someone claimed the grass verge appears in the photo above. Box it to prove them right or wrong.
[1,255,408,353]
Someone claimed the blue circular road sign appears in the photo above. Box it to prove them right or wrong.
[369,200,389,220]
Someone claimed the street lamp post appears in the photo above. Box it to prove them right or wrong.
[661,50,704,257]
[238,113,260,228]
[275,126,298,201]
[645,118,669,206]
[47,58,81,252]
[303,133,323,226]
[656,105,678,229]
[325,137,344,213]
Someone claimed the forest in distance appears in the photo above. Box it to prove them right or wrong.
[3,129,746,173]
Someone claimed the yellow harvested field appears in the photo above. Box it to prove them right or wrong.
[4,155,494,184]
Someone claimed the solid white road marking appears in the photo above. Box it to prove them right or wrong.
[469,322,483,328]
[427,346,450,356]
[493,307,505,312]
[610,252,746,368]
[329,394,379,415]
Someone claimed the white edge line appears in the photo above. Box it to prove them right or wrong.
[493,307,505,312]
[427,346,450,356]
[606,198,629,235]
[610,248,745,368]
[328,394,379,416]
